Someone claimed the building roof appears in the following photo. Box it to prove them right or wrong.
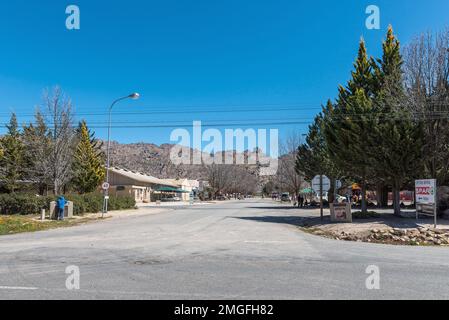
[160,178,189,187]
[187,180,200,188]
[109,167,178,187]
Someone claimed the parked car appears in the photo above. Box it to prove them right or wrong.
[161,196,181,202]
[280,193,292,202]
[314,193,347,203]
[335,195,348,203]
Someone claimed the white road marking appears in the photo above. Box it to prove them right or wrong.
[0,286,39,291]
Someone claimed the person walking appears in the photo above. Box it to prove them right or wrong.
[297,194,302,208]
[56,196,67,221]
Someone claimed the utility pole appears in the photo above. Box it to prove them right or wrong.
[103,93,140,217]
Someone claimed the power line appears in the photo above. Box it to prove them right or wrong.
[0,105,324,118]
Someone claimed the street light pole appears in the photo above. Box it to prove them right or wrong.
[102,93,140,217]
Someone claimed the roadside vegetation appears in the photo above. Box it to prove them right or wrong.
[0,215,102,236]
[295,26,449,217]
[0,193,136,216]
[0,88,136,218]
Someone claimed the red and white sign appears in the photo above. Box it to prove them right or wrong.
[415,179,436,205]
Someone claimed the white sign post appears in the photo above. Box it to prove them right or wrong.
[102,182,110,191]
[415,179,437,228]
[312,175,330,221]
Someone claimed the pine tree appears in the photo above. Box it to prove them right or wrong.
[296,110,339,202]
[22,110,53,195]
[71,121,105,194]
[296,111,334,181]
[0,113,25,193]
[369,26,424,215]
[324,39,376,213]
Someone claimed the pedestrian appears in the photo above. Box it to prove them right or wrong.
[300,195,305,208]
[297,194,301,208]
[56,195,67,220]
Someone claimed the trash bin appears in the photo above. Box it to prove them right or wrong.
[50,201,74,219]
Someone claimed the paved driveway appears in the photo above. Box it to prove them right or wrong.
[1,199,449,299]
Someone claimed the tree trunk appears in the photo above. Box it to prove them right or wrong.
[381,185,389,208]
[328,178,335,204]
[393,183,401,216]
[361,181,368,214]
[376,183,383,208]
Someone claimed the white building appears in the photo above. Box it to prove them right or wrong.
[107,167,179,203]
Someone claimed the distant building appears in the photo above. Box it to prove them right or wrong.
[107,167,179,203]
[160,179,200,201]
[107,167,200,203]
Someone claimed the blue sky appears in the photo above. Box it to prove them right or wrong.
[0,0,448,147]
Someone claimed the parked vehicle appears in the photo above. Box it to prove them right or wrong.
[280,193,292,202]
[313,192,347,203]
[161,196,181,202]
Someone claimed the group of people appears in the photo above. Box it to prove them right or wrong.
[294,194,306,208]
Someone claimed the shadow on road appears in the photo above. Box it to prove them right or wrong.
[233,215,305,227]
[247,206,321,211]
[234,214,442,230]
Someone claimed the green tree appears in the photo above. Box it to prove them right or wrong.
[71,121,105,193]
[296,110,340,202]
[370,26,424,215]
[22,111,53,195]
[296,112,333,181]
[0,114,25,193]
[324,39,376,213]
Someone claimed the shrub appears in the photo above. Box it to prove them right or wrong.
[0,193,136,216]
[0,194,52,215]
[353,211,380,219]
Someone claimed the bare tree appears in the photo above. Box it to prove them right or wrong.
[227,165,258,195]
[43,87,76,195]
[275,132,307,195]
[206,164,233,197]
[403,28,449,184]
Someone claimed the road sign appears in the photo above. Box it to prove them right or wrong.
[312,175,331,193]
[312,175,330,222]
[330,203,352,223]
[335,180,342,189]
[415,179,436,205]
[415,179,437,228]
[102,182,110,191]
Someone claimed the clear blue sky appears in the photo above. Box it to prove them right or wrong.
[0,0,448,147]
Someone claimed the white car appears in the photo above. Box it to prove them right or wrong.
[335,195,348,203]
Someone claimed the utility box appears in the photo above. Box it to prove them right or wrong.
[50,201,74,219]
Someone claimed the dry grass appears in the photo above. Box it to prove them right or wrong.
[0,215,103,236]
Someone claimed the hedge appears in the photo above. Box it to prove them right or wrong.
[0,193,136,216]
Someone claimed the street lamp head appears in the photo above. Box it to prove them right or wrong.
[129,93,140,100]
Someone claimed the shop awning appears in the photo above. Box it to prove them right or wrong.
[156,186,190,193]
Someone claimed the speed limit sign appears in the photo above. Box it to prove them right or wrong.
[102,182,110,190]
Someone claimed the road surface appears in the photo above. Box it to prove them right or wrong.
[0,199,448,299]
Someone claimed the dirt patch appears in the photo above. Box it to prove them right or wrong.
[299,213,449,246]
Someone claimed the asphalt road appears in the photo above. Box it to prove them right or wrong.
[1,199,449,300]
